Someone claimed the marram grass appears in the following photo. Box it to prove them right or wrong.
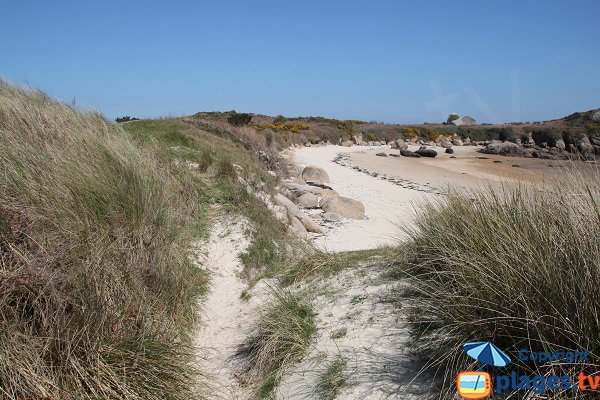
[0,81,207,399]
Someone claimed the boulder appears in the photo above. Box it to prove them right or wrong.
[440,141,453,148]
[342,140,353,147]
[275,193,324,234]
[400,149,421,158]
[376,152,388,157]
[591,111,600,122]
[284,182,338,198]
[321,196,365,220]
[288,215,308,238]
[452,139,464,146]
[390,141,399,149]
[577,137,592,153]
[445,147,454,154]
[301,165,330,184]
[398,141,408,151]
[482,141,526,156]
[296,193,319,209]
[415,148,438,158]
[450,116,476,126]
[463,137,472,145]
[323,212,344,222]
[555,139,566,150]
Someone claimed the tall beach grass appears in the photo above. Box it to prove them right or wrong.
[0,82,206,399]
[398,173,600,397]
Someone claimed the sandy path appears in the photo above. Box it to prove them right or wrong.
[194,216,253,400]
[290,145,438,253]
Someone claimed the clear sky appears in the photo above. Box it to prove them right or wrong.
[1,0,599,123]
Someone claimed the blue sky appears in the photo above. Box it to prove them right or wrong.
[1,0,599,123]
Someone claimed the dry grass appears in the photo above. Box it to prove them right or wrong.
[0,82,207,399]
[236,288,315,398]
[397,173,600,398]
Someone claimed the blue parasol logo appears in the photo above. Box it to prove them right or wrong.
[463,341,511,367]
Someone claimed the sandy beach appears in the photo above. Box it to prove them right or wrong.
[290,144,591,253]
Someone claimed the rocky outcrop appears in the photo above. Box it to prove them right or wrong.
[301,165,330,184]
[275,193,324,234]
[450,116,476,126]
[400,149,421,158]
[296,192,319,208]
[415,148,438,158]
[321,196,365,220]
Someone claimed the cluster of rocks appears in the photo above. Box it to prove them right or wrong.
[273,165,366,238]
[332,153,443,195]
[480,134,600,160]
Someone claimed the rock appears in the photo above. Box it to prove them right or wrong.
[415,148,438,158]
[591,111,600,122]
[296,192,319,209]
[481,141,531,157]
[321,196,365,220]
[304,142,312,147]
[376,152,388,157]
[440,140,453,148]
[463,137,472,145]
[342,140,353,147]
[389,154,401,157]
[301,165,330,184]
[400,149,421,158]
[322,212,344,222]
[555,139,566,150]
[288,215,308,238]
[445,147,454,154]
[390,141,399,149]
[452,139,464,146]
[590,136,600,146]
[450,116,476,126]
[398,141,408,151]
[267,170,277,177]
[275,193,324,234]
[577,137,592,153]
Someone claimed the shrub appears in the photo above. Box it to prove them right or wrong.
[115,115,140,123]
[227,112,253,126]
[273,115,287,124]
[398,177,600,397]
[0,82,205,399]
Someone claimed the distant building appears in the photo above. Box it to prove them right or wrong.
[451,115,476,126]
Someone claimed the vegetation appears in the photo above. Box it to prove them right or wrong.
[236,289,316,398]
[250,121,310,133]
[397,176,600,397]
[227,112,253,126]
[0,82,206,399]
[317,356,347,400]
[115,115,140,122]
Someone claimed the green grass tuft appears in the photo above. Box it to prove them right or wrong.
[397,178,600,396]
[236,288,316,397]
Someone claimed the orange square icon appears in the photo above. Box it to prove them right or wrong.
[457,371,491,399]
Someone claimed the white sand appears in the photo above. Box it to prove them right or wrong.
[193,216,258,400]
[290,145,439,252]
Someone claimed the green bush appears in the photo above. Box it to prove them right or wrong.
[227,112,253,126]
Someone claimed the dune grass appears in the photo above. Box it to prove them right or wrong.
[317,356,348,400]
[397,176,600,396]
[0,82,208,399]
[236,288,316,398]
